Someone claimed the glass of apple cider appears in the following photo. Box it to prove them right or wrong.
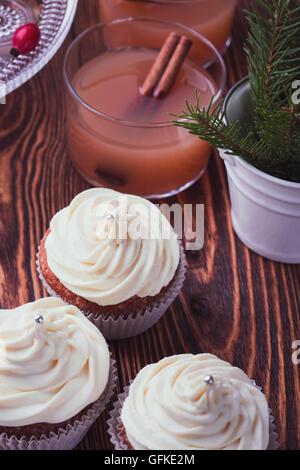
[99,0,237,53]
[64,18,226,198]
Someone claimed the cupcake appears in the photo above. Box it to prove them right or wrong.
[37,188,186,339]
[108,353,277,450]
[0,297,116,450]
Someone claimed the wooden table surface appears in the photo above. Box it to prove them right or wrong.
[0,0,299,451]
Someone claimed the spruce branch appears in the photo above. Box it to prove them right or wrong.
[245,0,300,108]
[246,0,300,164]
[172,0,300,183]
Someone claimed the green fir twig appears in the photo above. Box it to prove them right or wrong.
[172,0,300,183]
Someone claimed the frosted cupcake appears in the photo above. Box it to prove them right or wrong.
[108,353,275,450]
[37,188,186,339]
[0,297,115,450]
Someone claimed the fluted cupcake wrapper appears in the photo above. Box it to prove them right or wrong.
[0,356,117,451]
[251,380,279,450]
[36,243,186,340]
[107,382,280,451]
[107,385,133,451]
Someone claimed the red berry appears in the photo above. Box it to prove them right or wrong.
[11,23,40,57]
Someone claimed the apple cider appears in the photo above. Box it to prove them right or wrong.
[99,0,237,52]
[64,19,226,198]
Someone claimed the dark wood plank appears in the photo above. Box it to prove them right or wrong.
[0,0,299,450]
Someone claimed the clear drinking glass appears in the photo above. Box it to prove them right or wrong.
[64,17,226,198]
[99,0,238,53]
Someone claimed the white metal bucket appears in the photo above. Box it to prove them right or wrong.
[220,77,300,264]
[219,149,300,263]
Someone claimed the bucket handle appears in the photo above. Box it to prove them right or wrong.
[218,148,236,166]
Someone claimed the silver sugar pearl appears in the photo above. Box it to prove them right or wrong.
[35,315,44,324]
[106,213,115,221]
[204,375,214,385]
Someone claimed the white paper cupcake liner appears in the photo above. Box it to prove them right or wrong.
[36,243,186,340]
[107,381,279,451]
[0,356,117,451]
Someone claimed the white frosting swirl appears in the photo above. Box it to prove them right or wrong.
[0,297,110,426]
[45,188,180,306]
[121,354,269,450]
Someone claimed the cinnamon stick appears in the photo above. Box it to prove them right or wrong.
[140,32,180,97]
[153,36,192,98]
